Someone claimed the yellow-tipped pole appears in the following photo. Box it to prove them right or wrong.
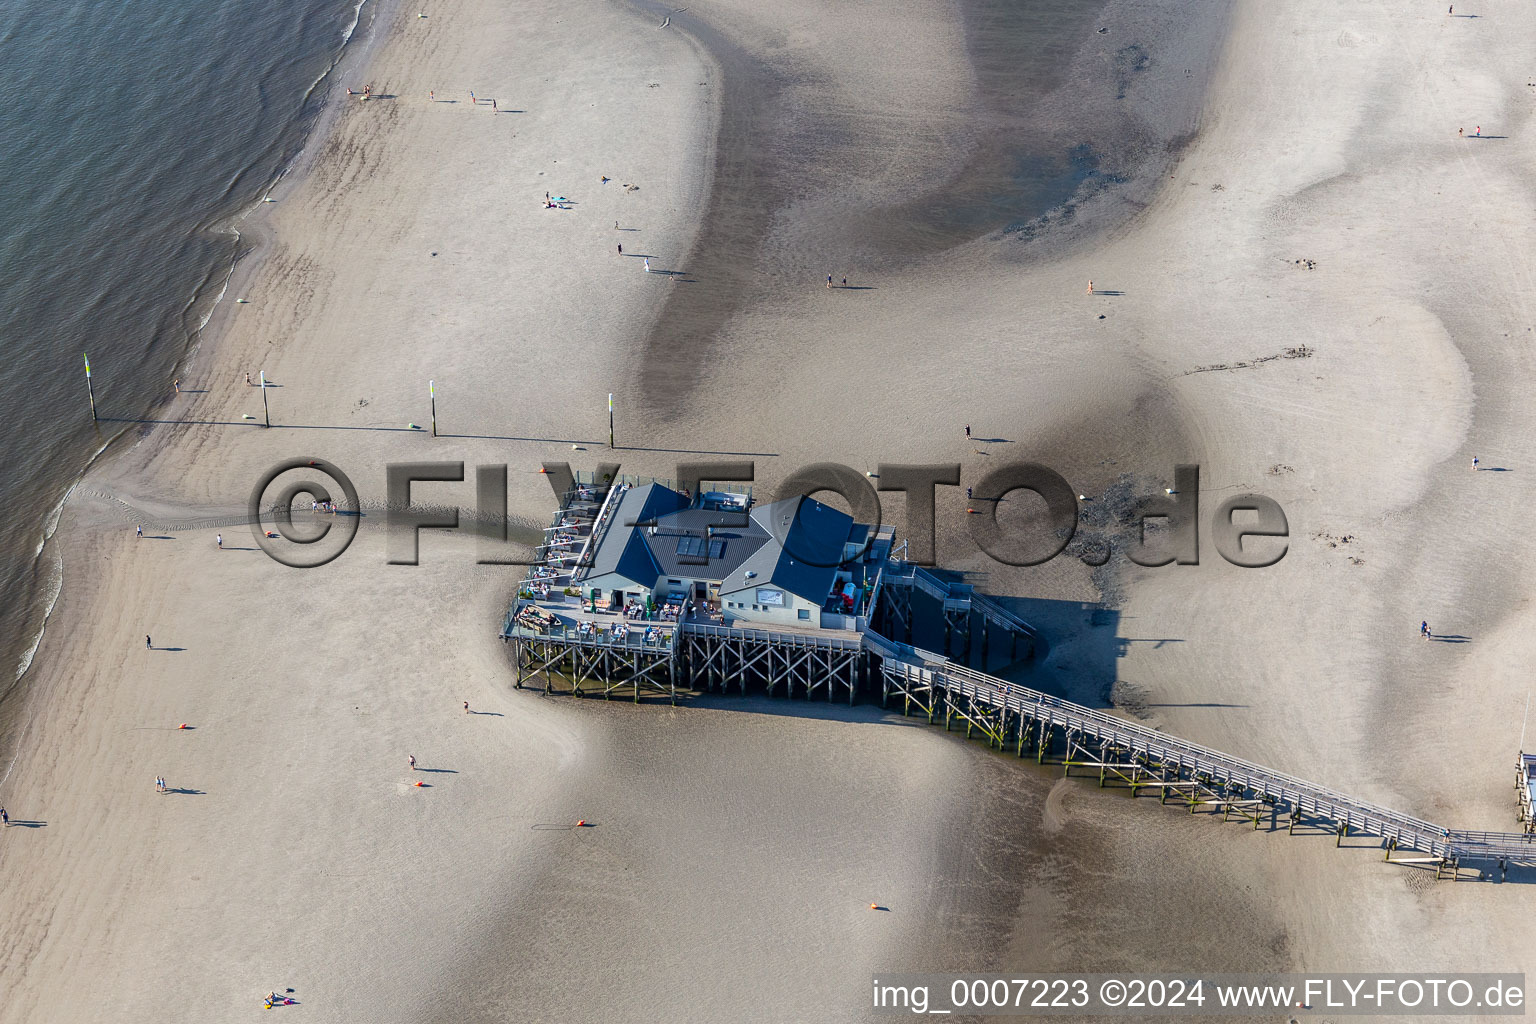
[84,353,97,422]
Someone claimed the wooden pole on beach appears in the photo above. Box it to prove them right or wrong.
[430,379,437,437]
[608,392,615,449]
[84,353,97,422]
[260,369,270,427]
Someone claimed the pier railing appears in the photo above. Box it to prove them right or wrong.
[864,628,1536,865]
[682,620,863,652]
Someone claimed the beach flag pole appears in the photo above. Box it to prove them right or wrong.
[84,354,97,422]
[1521,692,1531,754]
[259,369,270,427]
[430,380,437,437]
[609,393,615,449]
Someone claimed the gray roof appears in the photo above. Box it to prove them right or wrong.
[574,483,687,589]
[639,507,771,581]
[718,496,855,603]
[576,487,862,603]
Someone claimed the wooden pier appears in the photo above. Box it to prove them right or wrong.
[501,475,1536,877]
[878,562,1035,666]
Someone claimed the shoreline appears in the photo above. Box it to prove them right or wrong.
[0,0,395,723]
[5,0,1536,1018]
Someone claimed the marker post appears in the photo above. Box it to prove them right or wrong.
[84,354,97,422]
[260,370,270,427]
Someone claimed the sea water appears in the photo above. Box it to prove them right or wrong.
[0,0,374,688]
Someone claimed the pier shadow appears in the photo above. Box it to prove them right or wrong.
[886,589,1123,697]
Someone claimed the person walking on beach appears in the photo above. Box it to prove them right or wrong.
[245,372,252,386]
[429,90,434,101]
[1458,127,1464,137]
[216,533,223,549]
[470,91,475,104]
[965,424,971,438]
[155,777,165,793]
[1087,280,1095,295]
[1421,621,1431,639]
[463,701,470,714]
[617,244,623,255]
[1476,125,1481,136]
[643,258,651,273]
[136,525,142,539]
[492,99,497,113]
[145,635,152,650]
[1472,456,1480,470]
[827,274,833,290]
[842,277,847,287]
[1,807,8,827]
[408,755,417,770]
[173,378,181,394]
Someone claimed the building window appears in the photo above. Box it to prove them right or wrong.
[798,609,811,620]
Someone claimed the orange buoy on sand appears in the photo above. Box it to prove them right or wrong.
[178,723,190,730]
[414,781,425,788]
[575,819,587,827]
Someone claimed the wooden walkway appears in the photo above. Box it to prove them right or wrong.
[503,478,1536,875]
[865,628,1536,873]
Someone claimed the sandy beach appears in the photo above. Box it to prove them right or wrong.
[2,0,1535,1019]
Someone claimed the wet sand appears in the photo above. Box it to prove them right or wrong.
[3,0,1536,1020]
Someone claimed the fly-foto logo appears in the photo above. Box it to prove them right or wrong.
[249,459,1289,570]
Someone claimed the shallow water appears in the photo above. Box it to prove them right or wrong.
[0,0,372,687]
